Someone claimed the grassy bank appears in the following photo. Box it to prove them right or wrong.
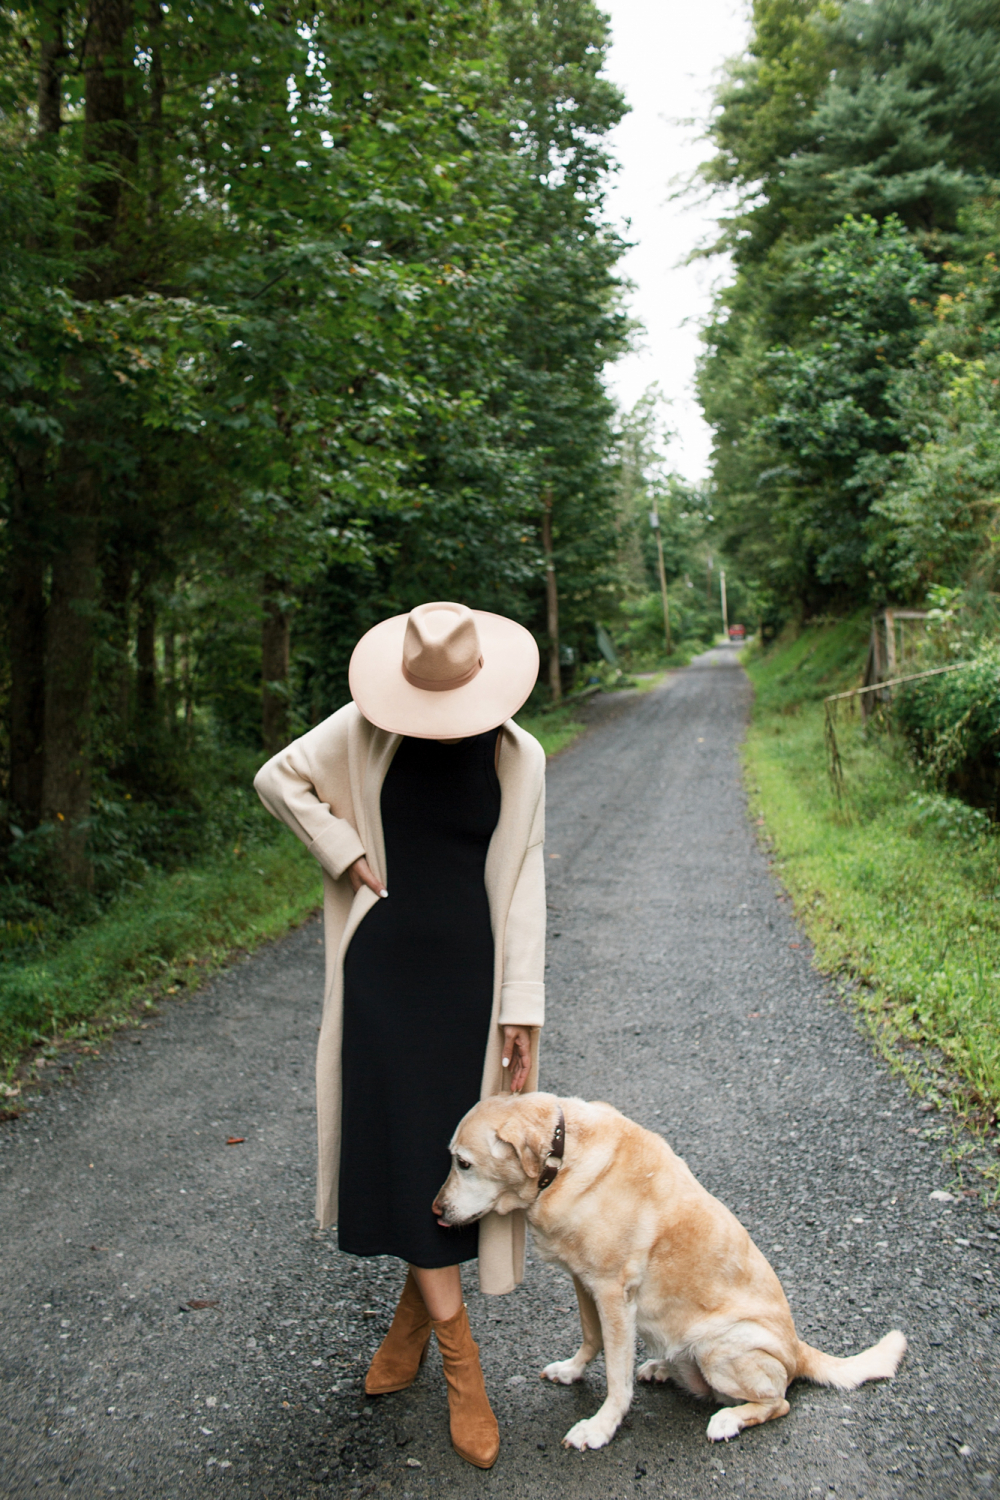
[744,618,1000,1185]
[0,836,321,1085]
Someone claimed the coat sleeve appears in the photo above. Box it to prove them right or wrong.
[253,706,366,882]
[497,776,546,1028]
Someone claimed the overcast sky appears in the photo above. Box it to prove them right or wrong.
[600,0,751,482]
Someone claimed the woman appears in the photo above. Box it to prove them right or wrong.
[253,601,546,1469]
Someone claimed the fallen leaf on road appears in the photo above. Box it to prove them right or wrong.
[90,1245,110,1253]
[405,1458,422,1468]
[187,1300,220,1310]
[226,1137,245,1145]
[789,942,800,949]
[929,1190,955,1202]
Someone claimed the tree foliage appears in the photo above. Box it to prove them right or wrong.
[697,0,1000,626]
[0,0,628,898]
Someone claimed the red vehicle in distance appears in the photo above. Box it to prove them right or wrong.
[728,623,746,642]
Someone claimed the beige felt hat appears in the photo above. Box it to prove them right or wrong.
[348,601,539,739]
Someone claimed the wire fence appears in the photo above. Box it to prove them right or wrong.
[823,661,970,801]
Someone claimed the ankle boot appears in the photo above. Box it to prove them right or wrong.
[432,1303,500,1469]
[365,1270,432,1396]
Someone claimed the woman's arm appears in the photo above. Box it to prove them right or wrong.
[498,782,546,1093]
[253,707,370,883]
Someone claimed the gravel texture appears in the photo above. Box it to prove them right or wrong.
[2,645,999,1500]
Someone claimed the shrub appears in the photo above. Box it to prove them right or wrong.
[905,791,993,844]
[894,644,1000,813]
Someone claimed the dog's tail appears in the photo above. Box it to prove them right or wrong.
[796,1329,907,1390]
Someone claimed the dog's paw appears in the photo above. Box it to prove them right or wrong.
[541,1358,585,1385]
[561,1417,613,1451]
[706,1408,742,1443]
[637,1359,671,1384]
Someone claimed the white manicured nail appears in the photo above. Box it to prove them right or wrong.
[379,889,388,898]
[502,1057,510,1068]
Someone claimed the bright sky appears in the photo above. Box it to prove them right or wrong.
[600,0,751,482]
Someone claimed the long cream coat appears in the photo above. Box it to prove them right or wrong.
[253,703,546,1295]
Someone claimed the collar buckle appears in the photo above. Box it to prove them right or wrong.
[536,1107,565,1192]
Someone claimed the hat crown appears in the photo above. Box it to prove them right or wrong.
[402,602,483,690]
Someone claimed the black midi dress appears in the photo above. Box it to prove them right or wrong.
[338,730,501,1267]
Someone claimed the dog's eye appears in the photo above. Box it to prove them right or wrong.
[457,1158,471,1172]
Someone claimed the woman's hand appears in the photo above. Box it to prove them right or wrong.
[502,1025,532,1094]
[348,856,387,899]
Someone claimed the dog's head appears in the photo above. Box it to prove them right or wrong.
[433,1092,565,1226]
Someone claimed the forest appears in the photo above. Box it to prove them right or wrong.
[4,0,1000,1068]
[0,0,727,923]
[697,0,1000,813]
[701,0,1000,621]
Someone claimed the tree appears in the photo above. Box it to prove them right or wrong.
[696,0,1000,622]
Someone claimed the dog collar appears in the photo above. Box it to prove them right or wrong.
[537,1108,565,1192]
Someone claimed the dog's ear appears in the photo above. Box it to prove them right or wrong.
[493,1097,554,1181]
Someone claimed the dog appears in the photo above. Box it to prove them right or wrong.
[433,1092,906,1450]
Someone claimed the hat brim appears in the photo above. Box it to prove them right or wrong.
[348,610,540,739]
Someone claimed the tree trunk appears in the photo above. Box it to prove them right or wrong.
[262,576,291,754]
[7,471,47,830]
[147,1,164,225]
[41,0,133,887]
[135,582,158,729]
[36,3,65,139]
[541,489,561,704]
[163,627,177,731]
[101,544,132,748]
[42,475,98,889]
[6,5,65,832]
[74,0,134,299]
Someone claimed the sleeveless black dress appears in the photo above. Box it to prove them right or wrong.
[338,731,500,1267]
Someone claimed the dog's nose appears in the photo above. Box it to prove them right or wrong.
[431,1197,442,1216]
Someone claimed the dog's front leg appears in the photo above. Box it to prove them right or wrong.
[561,1280,636,1452]
[541,1274,604,1385]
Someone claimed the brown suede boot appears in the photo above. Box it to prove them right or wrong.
[364,1270,432,1396]
[432,1304,500,1469]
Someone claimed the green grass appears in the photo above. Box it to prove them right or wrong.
[0,837,321,1081]
[744,619,1000,1171]
[516,703,589,758]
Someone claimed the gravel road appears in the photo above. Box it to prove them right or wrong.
[2,646,999,1500]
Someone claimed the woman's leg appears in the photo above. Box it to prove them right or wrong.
[410,1264,463,1321]
[415,1263,499,1469]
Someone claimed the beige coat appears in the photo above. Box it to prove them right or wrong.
[253,703,546,1295]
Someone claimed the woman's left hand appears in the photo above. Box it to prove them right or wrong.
[502,1026,532,1094]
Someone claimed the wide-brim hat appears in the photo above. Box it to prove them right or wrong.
[349,601,539,739]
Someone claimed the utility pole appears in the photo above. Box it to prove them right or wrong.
[720,567,729,640]
[541,487,561,704]
[706,552,713,608]
[649,508,672,655]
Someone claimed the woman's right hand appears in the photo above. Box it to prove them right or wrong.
[348,855,388,899]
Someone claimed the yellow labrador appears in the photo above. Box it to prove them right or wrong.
[433,1092,906,1450]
